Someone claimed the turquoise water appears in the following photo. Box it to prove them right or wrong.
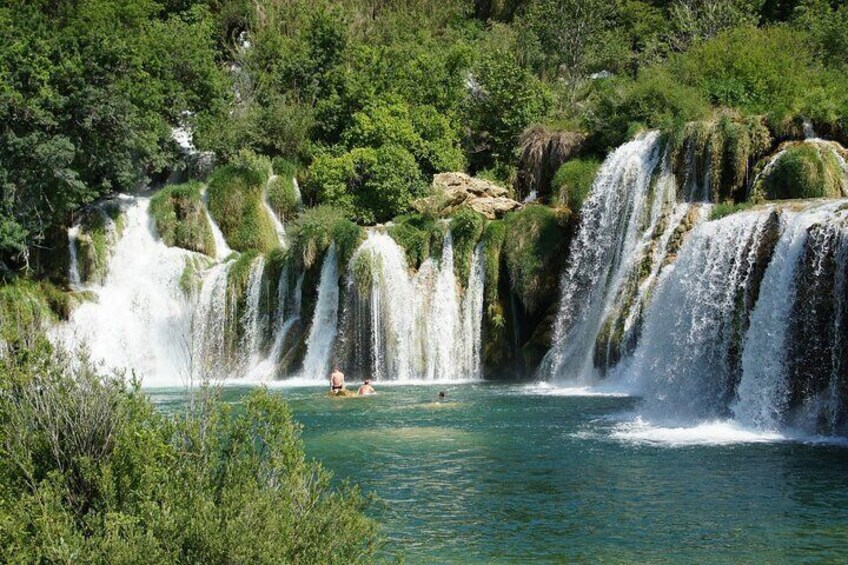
[149,383,848,563]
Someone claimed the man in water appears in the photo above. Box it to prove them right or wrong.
[357,379,376,396]
[330,366,345,394]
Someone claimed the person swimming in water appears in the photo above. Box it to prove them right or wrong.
[357,378,376,396]
[330,365,345,394]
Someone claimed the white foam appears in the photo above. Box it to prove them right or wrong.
[521,381,633,397]
[609,417,785,447]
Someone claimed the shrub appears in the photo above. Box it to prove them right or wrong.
[709,201,755,221]
[206,159,279,253]
[150,182,216,257]
[305,145,425,224]
[0,345,380,564]
[479,220,509,368]
[266,173,300,222]
[553,158,601,212]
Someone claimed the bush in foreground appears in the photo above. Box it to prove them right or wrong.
[0,343,380,564]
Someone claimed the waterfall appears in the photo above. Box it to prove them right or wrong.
[238,256,267,372]
[67,225,82,289]
[458,244,486,379]
[343,231,485,381]
[202,189,233,260]
[622,209,777,423]
[623,201,848,433]
[733,203,846,430]
[193,261,232,381]
[54,198,195,387]
[301,245,339,381]
[263,174,288,248]
[545,132,663,381]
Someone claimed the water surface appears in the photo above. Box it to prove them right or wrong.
[149,383,848,563]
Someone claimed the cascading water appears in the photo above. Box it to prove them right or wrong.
[54,198,195,387]
[301,245,339,380]
[733,203,848,431]
[342,231,485,381]
[544,132,664,381]
[263,174,288,248]
[620,208,778,423]
[67,225,82,289]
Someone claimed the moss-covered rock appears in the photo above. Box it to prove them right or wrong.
[502,205,571,313]
[479,220,510,370]
[552,158,600,212]
[289,206,364,273]
[386,214,445,269]
[267,158,300,221]
[206,160,279,254]
[761,143,846,200]
[668,113,773,202]
[73,204,123,285]
[449,208,485,283]
[150,182,216,256]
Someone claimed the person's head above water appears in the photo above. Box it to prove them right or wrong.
[364,379,371,385]
[438,391,446,398]
[333,365,340,372]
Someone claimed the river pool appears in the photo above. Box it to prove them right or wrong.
[148,382,848,564]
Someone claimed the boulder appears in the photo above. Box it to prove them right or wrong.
[433,172,510,198]
[414,173,521,219]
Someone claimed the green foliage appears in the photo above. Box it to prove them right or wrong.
[206,157,279,253]
[0,279,68,355]
[450,208,486,283]
[0,346,380,563]
[386,214,445,269]
[0,0,227,269]
[465,45,551,170]
[305,145,425,224]
[503,205,570,313]
[289,206,364,271]
[343,97,465,178]
[761,143,846,200]
[553,158,601,212]
[150,182,216,257]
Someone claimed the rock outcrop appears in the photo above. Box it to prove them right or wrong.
[414,172,522,219]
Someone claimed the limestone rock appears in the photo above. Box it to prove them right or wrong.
[414,173,521,219]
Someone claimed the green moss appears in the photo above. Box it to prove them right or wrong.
[267,157,300,222]
[386,214,445,269]
[762,144,845,200]
[552,158,600,212]
[668,114,773,202]
[206,161,278,254]
[289,206,364,272]
[150,182,216,257]
[75,209,121,285]
[179,255,214,296]
[503,205,571,313]
[479,220,508,368]
[709,201,755,221]
[449,208,485,283]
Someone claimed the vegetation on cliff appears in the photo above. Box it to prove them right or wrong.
[150,183,217,257]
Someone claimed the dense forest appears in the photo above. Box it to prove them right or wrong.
[2,0,847,274]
